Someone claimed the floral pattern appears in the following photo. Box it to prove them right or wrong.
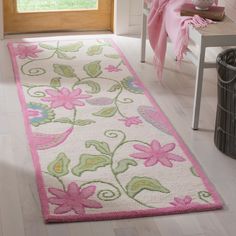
[9,39,221,222]
[42,87,92,110]
[130,140,185,167]
[48,183,102,214]
[27,102,55,127]
[14,44,43,59]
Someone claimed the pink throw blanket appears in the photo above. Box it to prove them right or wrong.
[148,0,217,79]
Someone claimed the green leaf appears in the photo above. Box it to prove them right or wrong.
[77,80,101,94]
[74,119,95,126]
[59,42,83,52]
[56,51,76,60]
[53,64,76,78]
[93,107,117,117]
[39,43,56,50]
[104,54,120,59]
[72,154,111,177]
[108,84,121,92]
[126,176,170,198]
[54,117,73,124]
[47,153,70,178]
[87,45,103,56]
[83,61,102,78]
[85,140,111,155]
[114,159,138,175]
[50,77,61,88]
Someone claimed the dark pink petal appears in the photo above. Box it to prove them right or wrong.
[184,196,192,204]
[161,143,176,152]
[158,157,173,167]
[73,205,86,215]
[48,188,67,198]
[48,197,66,205]
[70,88,82,97]
[61,87,70,96]
[72,100,86,106]
[166,153,185,162]
[130,152,152,159]
[151,140,161,152]
[144,156,158,167]
[133,144,152,153]
[45,89,60,96]
[170,202,178,207]
[81,199,103,208]
[80,186,96,198]
[54,204,72,214]
[174,197,185,205]
[67,182,80,197]
[50,100,66,108]
[64,102,75,110]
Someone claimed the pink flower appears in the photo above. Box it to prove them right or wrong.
[130,140,185,167]
[119,116,142,127]
[14,44,43,59]
[170,196,193,207]
[42,87,91,110]
[48,182,102,215]
[105,65,122,72]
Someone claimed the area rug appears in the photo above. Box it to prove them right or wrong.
[8,38,222,223]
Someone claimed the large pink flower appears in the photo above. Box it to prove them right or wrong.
[14,44,43,59]
[48,182,102,215]
[119,116,142,127]
[42,87,91,110]
[130,140,185,167]
[170,196,193,207]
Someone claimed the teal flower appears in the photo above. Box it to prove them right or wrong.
[27,102,55,127]
[121,77,144,94]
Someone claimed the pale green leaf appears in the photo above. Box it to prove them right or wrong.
[47,153,70,178]
[39,43,56,50]
[92,107,117,117]
[50,77,61,87]
[126,176,170,198]
[59,42,83,52]
[74,119,95,126]
[54,117,73,124]
[78,80,101,94]
[53,64,76,78]
[56,51,75,60]
[72,154,111,177]
[87,45,103,56]
[83,61,102,78]
[85,140,111,155]
[104,54,120,59]
[114,159,138,175]
[108,84,121,92]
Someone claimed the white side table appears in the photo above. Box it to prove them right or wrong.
[141,1,236,130]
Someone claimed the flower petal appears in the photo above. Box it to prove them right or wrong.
[161,143,176,152]
[151,140,161,152]
[133,144,151,153]
[184,196,192,204]
[61,87,70,96]
[159,157,173,167]
[166,153,185,162]
[54,204,72,214]
[144,156,158,167]
[81,199,103,209]
[130,152,152,159]
[81,186,96,198]
[48,197,66,205]
[70,88,82,97]
[64,102,75,110]
[48,188,67,198]
[45,89,60,96]
[73,205,86,215]
[67,182,80,197]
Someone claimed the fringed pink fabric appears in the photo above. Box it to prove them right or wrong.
[147,0,217,80]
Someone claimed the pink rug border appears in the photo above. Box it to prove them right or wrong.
[7,38,223,223]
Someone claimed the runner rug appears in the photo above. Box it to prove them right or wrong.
[8,38,222,223]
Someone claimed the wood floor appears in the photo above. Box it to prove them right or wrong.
[0,33,235,236]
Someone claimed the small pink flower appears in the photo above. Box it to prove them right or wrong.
[170,196,193,207]
[105,65,122,72]
[14,44,43,59]
[48,182,102,215]
[130,140,185,167]
[42,87,91,110]
[119,116,142,127]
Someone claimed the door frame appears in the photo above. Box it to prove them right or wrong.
[0,0,129,39]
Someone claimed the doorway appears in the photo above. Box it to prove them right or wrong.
[4,0,114,34]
